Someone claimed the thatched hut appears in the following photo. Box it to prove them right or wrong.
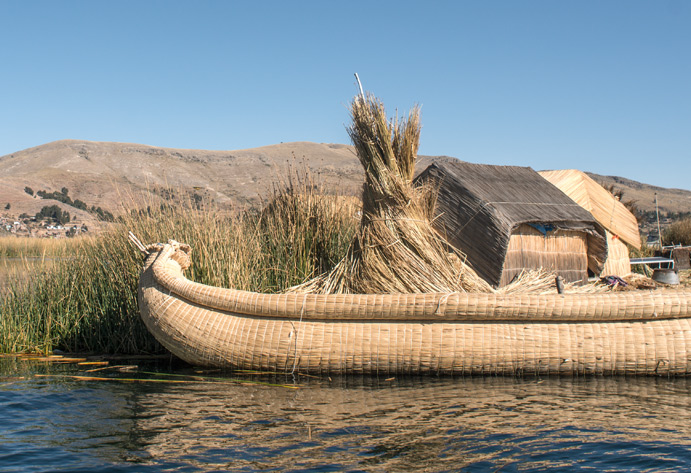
[416,161,607,287]
[539,169,641,277]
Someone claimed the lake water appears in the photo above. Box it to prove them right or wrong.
[1,356,690,472]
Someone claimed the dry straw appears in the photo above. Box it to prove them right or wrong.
[290,93,492,294]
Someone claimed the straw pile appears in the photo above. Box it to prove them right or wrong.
[498,268,610,294]
[289,93,492,294]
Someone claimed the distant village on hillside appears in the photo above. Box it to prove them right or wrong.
[0,186,109,238]
[0,215,89,238]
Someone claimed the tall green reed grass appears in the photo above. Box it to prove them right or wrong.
[664,218,691,246]
[0,176,358,354]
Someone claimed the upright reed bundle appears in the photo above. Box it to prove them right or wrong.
[291,93,492,294]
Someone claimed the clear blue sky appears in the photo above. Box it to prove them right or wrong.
[1,1,690,190]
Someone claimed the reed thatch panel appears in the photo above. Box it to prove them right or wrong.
[601,231,632,276]
[502,224,589,286]
[539,169,641,249]
[416,161,607,287]
[421,167,511,286]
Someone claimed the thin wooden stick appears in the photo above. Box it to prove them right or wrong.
[354,73,364,99]
[128,231,149,255]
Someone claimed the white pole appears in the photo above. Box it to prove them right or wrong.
[655,192,662,249]
[354,73,365,99]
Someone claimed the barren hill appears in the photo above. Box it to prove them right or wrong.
[0,140,689,228]
[0,140,359,229]
[586,172,691,215]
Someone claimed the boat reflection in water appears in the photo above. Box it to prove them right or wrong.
[3,358,691,471]
[118,375,691,471]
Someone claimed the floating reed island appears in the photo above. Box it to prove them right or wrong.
[136,92,691,376]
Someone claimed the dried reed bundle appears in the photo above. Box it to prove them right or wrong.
[290,93,492,294]
[621,273,658,291]
[499,269,611,295]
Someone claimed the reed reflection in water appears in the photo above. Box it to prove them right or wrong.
[2,359,691,472]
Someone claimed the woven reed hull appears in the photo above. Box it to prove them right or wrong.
[138,244,691,376]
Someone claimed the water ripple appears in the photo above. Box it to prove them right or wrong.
[1,360,691,471]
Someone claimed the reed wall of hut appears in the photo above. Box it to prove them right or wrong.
[416,161,607,287]
[601,232,632,277]
[539,169,641,277]
[503,224,590,286]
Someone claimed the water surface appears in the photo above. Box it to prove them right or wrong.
[1,357,690,472]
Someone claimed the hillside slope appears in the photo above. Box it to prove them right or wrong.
[586,172,691,215]
[0,140,688,224]
[0,140,361,213]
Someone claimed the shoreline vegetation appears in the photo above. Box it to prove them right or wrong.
[0,172,358,355]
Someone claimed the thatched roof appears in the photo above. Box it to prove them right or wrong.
[416,161,607,287]
[539,169,641,249]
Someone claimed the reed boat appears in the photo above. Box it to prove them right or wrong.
[138,241,691,376]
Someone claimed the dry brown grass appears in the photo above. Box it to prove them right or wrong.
[0,236,73,258]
